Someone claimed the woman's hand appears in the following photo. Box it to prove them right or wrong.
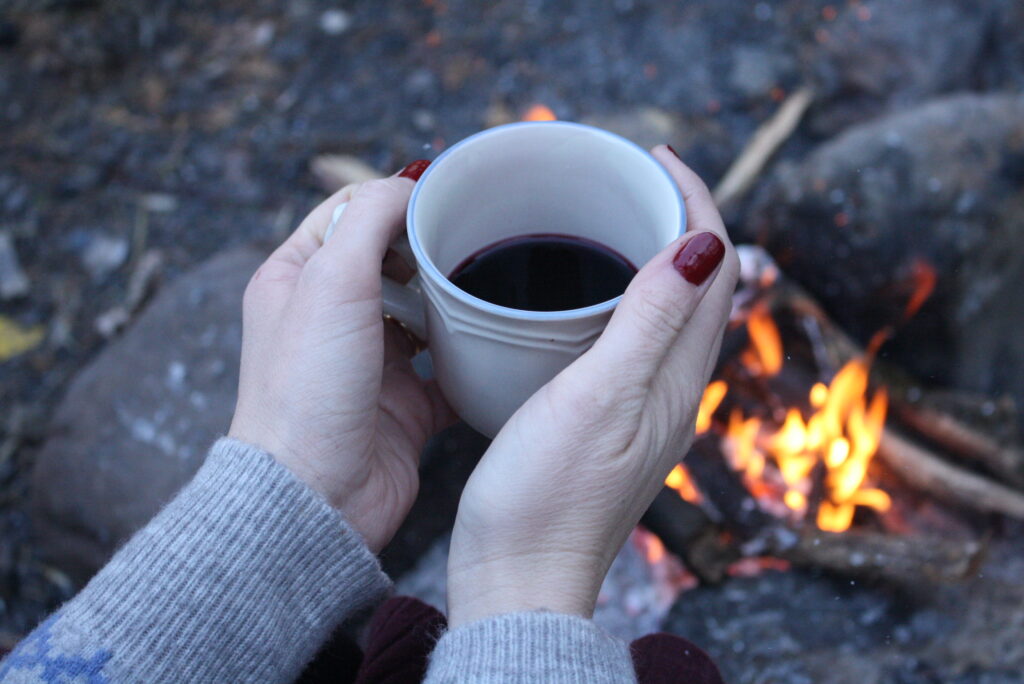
[229,161,455,553]
[445,148,738,626]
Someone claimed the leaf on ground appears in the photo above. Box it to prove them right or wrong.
[0,316,45,361]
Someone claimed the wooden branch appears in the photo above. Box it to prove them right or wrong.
[712,87,815,211]
[641,487,736,583]
[310,154,383,193]
[893,401,1024,489]
[642,434,986,587]
[878,429,1024,518]
[763,527,984,584]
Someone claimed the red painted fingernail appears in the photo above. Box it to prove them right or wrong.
[672,232,725,285]
[667,145,681,160]
[398,159,431,181]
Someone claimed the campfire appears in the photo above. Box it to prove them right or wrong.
[672,254,936,535]
[634,241,1024,591]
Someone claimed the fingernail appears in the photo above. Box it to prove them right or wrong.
[667,145,681,160]
[673,232,725,285]
[398,159,431,181]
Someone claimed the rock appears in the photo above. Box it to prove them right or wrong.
[807,0,994,136]
[32,246,265,585]
[319,9,352,36]
[0,231,29,300]
[747,93,1024,430]
[0,20,20,48]
[983,0,1024,91]
[80,233,129,282]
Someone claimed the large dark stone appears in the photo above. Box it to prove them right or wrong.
[746,93,1024,429]
[806,0,996,136]
[31,247,265,585]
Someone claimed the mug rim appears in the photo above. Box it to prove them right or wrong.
[406,120,687,322]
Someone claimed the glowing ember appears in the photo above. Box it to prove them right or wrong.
[642,530,667,563]
[522,104,557,121]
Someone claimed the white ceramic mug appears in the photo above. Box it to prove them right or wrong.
[380,122,685,437]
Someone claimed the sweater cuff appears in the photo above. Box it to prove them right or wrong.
[425,612,637,683]
[52,437,391,682]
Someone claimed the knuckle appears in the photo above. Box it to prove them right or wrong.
[348,177,407,206]
[632,289,683,336]
[300,252,339,288]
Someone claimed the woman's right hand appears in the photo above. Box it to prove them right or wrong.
[445,148,739,627]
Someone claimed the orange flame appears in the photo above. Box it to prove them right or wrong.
[903,258,936,321]
[696,380,728,434]
[719,354,890,532]
[741,303,783,376]
[665,463,702,504]
[522,104,557,121]
[659,295,903,545]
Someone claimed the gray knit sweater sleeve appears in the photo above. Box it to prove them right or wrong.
[425,612,639,683]
[0,437,391,683]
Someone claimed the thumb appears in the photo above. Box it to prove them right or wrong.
[585,231,726,383]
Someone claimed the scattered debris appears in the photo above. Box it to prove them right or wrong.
[0,231,29,300]
[310,154,384,193]
[712,86,814,211]
[138,193,178,213]
[94,250,164,338]
[0,317,44,362]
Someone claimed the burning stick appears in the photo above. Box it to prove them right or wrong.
[640,487,736,584]
[712,87,815,211]
[670,435,986,585]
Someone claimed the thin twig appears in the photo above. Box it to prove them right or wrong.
[712,87,815,210]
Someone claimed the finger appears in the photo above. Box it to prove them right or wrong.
[651,247,737,413]
[649,145,728,241]
[300,168,424,303]
[425,379,459,434]
[383,316,418,360]
[583,229,727,383]
[382,247,416,284]
[263,183,363,279]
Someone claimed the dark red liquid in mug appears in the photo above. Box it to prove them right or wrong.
[448,233,638,312]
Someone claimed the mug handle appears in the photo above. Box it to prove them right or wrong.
[325,201,428,341]
[382,272,427,341]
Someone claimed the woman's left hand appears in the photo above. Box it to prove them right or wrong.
[229,162,455,553]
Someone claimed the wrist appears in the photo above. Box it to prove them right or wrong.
[445,553,605,628]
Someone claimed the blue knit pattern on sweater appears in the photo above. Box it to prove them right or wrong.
[0,614,111,683]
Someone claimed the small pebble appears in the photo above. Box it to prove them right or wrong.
[0,231,29,300]
[319,9,351,36]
